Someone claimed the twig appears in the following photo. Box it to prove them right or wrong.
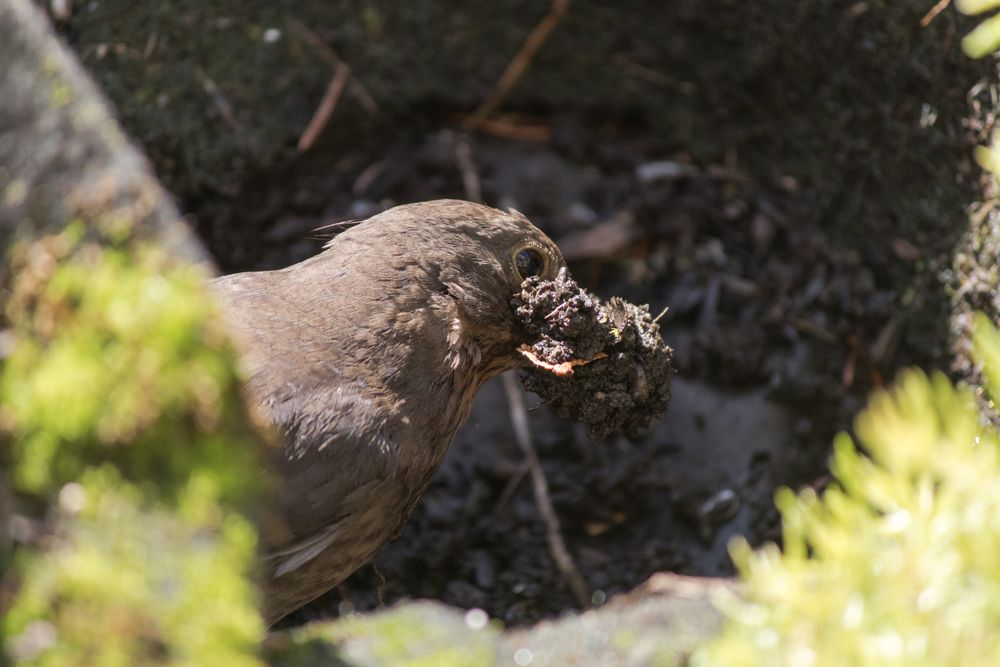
[527,398,552,412]
[346,79,379,115]
[289,17,379,113]
[463,0,570,132]
[195,67,242,135]
[453,134,482,203]
[494,458,531,514]
[920,0,950,27]
[471,117,552,142]
[288,17,341,69]
[298,64,351,152]
[372,562,386,608]
[81,42,143,61]
[502,372,590,608]
[791,317,838,345]
[143,29,158,59]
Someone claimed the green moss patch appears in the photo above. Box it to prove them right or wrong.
[5,469,263,666]
[270,602,501,667]
[2,224,262,505]
[2,224,269,664]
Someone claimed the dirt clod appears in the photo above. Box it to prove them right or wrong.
[513,268,673,439]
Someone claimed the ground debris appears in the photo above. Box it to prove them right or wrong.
[513,268,673,439]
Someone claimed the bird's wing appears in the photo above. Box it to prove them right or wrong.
[213,268,403,576]
[265,471,386,578]
[260,381,400,575]
[267,524,339,577]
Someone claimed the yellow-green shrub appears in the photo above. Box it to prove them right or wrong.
[2,225,267,665]
[958,0,1000,58]
[696,314,1000,666]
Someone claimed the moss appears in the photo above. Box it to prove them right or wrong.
[269,603,500,667]
[1,224,269,664]
[694,320,1000,665]
[4,469,262,666]
[2,224,263,507]
[974,313,1000,406]
[948,187,1000,406]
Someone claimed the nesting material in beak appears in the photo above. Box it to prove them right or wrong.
[512,269,673,439]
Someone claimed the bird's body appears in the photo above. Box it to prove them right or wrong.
[211,200,565,624]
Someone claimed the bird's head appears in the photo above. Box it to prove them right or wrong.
[325,199,567,380]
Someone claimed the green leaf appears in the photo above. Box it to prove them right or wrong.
[973,312,1000,405]
[957,0,1000,16]
[962,12,1000,58]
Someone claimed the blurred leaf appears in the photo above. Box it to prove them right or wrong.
[961,11,1000,57]
[957,0,1000,15]
[974,312,1000,405]
[4,470,264,666]
[974,143,1000,180]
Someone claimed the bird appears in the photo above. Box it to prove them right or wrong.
[211,199,567,625]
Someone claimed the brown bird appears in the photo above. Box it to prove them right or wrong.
[212,199,566,624]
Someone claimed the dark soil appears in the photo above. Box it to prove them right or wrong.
[268,125,936,627]
[61,0,995,630]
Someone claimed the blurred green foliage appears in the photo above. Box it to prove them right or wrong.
[974,312,1000,402]
[5,469,261,666]
[1,224,267,665]
[2,223,261,506]
[269,603,501,667]
[695,316,1000,665]
[958,0,1000,57]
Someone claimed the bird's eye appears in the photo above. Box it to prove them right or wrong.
[515,247,546,279]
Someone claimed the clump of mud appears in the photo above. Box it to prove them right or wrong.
[513,268,673,439]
